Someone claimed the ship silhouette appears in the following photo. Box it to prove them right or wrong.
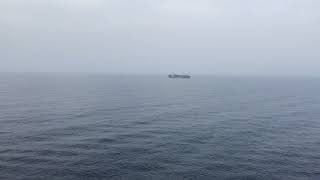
[168,74,191,79]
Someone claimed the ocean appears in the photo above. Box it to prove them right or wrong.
[0,74,319,180]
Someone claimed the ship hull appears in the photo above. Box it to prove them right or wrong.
[168,74,191,79]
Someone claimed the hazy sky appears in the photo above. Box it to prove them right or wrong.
[1,0,319,76]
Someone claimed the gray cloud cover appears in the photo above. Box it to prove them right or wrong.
[1,0,320,76]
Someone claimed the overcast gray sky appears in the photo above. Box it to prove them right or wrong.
[1,0,319,76]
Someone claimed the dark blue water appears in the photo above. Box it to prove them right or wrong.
[0,74,320,180]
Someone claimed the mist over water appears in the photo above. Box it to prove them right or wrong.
[2,0,320,179]
[0,74,319,179]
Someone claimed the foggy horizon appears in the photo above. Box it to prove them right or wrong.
[1,1,320,179]
[1,0,320,77]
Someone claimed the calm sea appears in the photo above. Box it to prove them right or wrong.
[0,74,319,180]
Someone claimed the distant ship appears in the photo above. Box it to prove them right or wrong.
[168,74,191,79]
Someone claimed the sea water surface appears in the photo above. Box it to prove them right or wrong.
[0,74,320,180]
